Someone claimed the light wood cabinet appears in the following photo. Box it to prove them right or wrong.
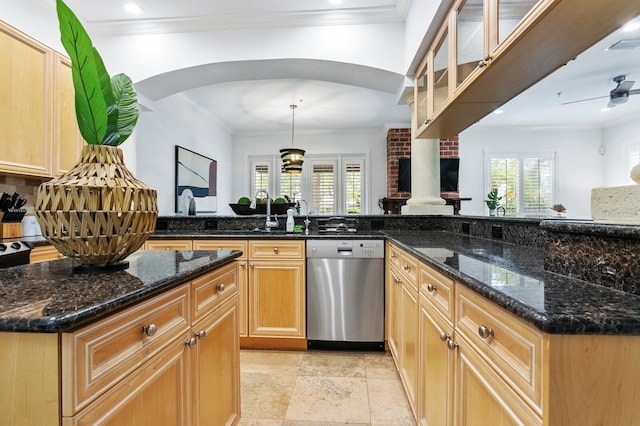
[386,242,419,416]
[415,0,640,138]
[54,53,83,175]
[190,295,240,426]
[193,240,248,337]
[145,239,193,251]
[0,263,240,426]
[30,244,65,263]
[0,21,53,177]
[248,244,305,336]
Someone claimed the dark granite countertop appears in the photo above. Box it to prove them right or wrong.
[149,230,386,240]
[0,249,241,333]
[384,230,640,335]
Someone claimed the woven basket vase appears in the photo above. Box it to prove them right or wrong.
[35,145,158,266]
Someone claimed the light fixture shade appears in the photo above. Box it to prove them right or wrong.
[280,148,305,174]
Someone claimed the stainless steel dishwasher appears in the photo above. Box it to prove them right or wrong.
[306,239,385,350]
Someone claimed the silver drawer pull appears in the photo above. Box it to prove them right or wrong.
[478,325,494,339]
[439,331,450,342]
[142,323,157,337]
[403,264,410,271]
[392,274,402,284]
[195,330,207,340]
[186,337,197,347]
[447,339,458,351]
[217,283,225,292]
[427,284,436,293]
[390,253,397,259]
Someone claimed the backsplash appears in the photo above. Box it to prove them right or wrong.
[0,175,46,215]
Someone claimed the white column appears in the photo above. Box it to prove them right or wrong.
[401,93,453,215]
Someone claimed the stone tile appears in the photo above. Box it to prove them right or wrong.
[238,418,284,425]
[241,372,297,420]
[299,351,366,378]
[367,378,416,425]
[285,376,370,423]
[364,353,399,379]
[241,349,304,375]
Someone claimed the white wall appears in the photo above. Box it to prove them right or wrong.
[458,126,604,219]
[136,94,234,216]
[602,116,640,186]
[232,128,388,214]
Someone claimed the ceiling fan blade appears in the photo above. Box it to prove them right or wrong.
[629,89,640,95]
[612,80,635,93]
[562,95,609,105]
[607,99,617,108]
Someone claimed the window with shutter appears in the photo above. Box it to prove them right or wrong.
[627,145,640,184]
[345,162,362,214]
[488,153,555,214]
[280,172,301,200]
[312,164,336,215]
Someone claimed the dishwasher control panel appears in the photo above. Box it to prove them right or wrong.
[306,240,384,258]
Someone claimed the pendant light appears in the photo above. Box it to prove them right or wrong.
[280,104,305,174]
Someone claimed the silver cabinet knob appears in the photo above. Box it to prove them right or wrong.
[142,323,157,337]
[186,337,197,347]
[195,330,206,340]
[439,331,450,342]
[392,274,402,284]
[240,262,246,268]
[273,247,279,253]
[478,325,494,339]
[403,264,410,271]
[390,253,397,259]
[447,339,459,351]
[427,284,436,293]
[217,283,225,292]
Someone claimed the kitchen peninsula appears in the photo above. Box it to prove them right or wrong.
[0,249,242,425]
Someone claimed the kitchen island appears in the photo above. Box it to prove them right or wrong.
[0,249,242,426]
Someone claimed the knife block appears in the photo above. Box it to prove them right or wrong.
[0,222,22,239]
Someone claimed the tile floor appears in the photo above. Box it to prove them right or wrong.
[239,349,416,425]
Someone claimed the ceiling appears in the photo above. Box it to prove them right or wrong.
[53,0,640,133]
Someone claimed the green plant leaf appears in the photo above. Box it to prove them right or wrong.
[91,48,120,146]
[56,0,107,145]
[111,73,139,145]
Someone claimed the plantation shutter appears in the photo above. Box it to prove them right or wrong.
[522,157,553,212]
[312,164,335,215]
[253,164,269,195]
[280,172,301,200]
[489,158,518,212]
[345,162,362,214]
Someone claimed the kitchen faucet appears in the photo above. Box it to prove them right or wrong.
[250,189,279,231]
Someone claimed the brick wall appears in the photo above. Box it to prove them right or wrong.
[385,130,460,198]
[386,128,412,198]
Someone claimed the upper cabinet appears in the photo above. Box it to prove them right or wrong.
[0,21,53,177]
[415,0,640,139]
[54,54,83,176]
[0,21,83,179]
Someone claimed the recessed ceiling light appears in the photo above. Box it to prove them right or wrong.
[623,21,640,32]
[329,0,344,4]
[122,2,144,15]
[601,107,611,112]
[493,109,504,114]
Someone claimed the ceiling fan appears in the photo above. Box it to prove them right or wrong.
[562,75,640,108]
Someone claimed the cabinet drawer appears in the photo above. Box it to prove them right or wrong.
[249,240,304,259]
[194,240,247,260]
[30,245,65,263]
[388,243,418,289]
[420,262,454,324]
[455,284,544,414]
[145,239,193,251]
[191,262,238,324]
[61,284,190,416]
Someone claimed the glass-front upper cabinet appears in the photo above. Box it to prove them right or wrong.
[432,28,450,114]
[415,61,429,128]
[456,0,485,87]
[494,0,539,48]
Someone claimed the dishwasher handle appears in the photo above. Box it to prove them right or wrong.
[337,247,353,256]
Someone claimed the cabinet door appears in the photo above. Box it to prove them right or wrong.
[64,333,191,426]
[454,335,541,426]
[191,295,240,426]
[54,54,83,175]
[0,22,53,177]
[249,260,305,337]
[30,245,65,263]
[400,280,419,416]
[419,296,454,426]
[386,265,403,362]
